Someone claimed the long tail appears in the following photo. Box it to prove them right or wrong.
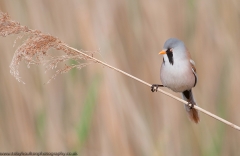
[182,90,200,123]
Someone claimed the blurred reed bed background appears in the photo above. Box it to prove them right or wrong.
[0,0,240,155]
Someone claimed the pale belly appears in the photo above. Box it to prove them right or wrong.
[160,61,195,92]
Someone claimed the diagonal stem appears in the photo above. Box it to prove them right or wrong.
[63,44,240,131]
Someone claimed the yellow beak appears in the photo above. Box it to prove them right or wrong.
[159,50,166,55]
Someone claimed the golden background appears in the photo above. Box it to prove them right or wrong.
[0,0,240,155]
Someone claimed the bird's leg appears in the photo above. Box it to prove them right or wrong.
[151,84,164,92]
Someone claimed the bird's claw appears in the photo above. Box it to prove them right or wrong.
[187,102,194,109]
[151,84,164,92]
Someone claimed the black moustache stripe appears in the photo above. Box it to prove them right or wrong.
[166,49,174,65]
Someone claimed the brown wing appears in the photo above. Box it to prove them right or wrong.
[186,49,197,87]
[190,59,197,87]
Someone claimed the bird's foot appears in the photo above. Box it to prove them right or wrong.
[187,102,194,109]
[151,84,164,92]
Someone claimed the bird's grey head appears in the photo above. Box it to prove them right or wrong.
[161,38,187,65]
[163,38,185,50]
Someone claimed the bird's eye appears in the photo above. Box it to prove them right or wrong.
[166,48,172,53]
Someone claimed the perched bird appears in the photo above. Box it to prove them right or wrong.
[151,38,199,123]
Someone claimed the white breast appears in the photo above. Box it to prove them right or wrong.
[160,56,195,92]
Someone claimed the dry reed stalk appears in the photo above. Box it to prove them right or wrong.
[1,11,240,131]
